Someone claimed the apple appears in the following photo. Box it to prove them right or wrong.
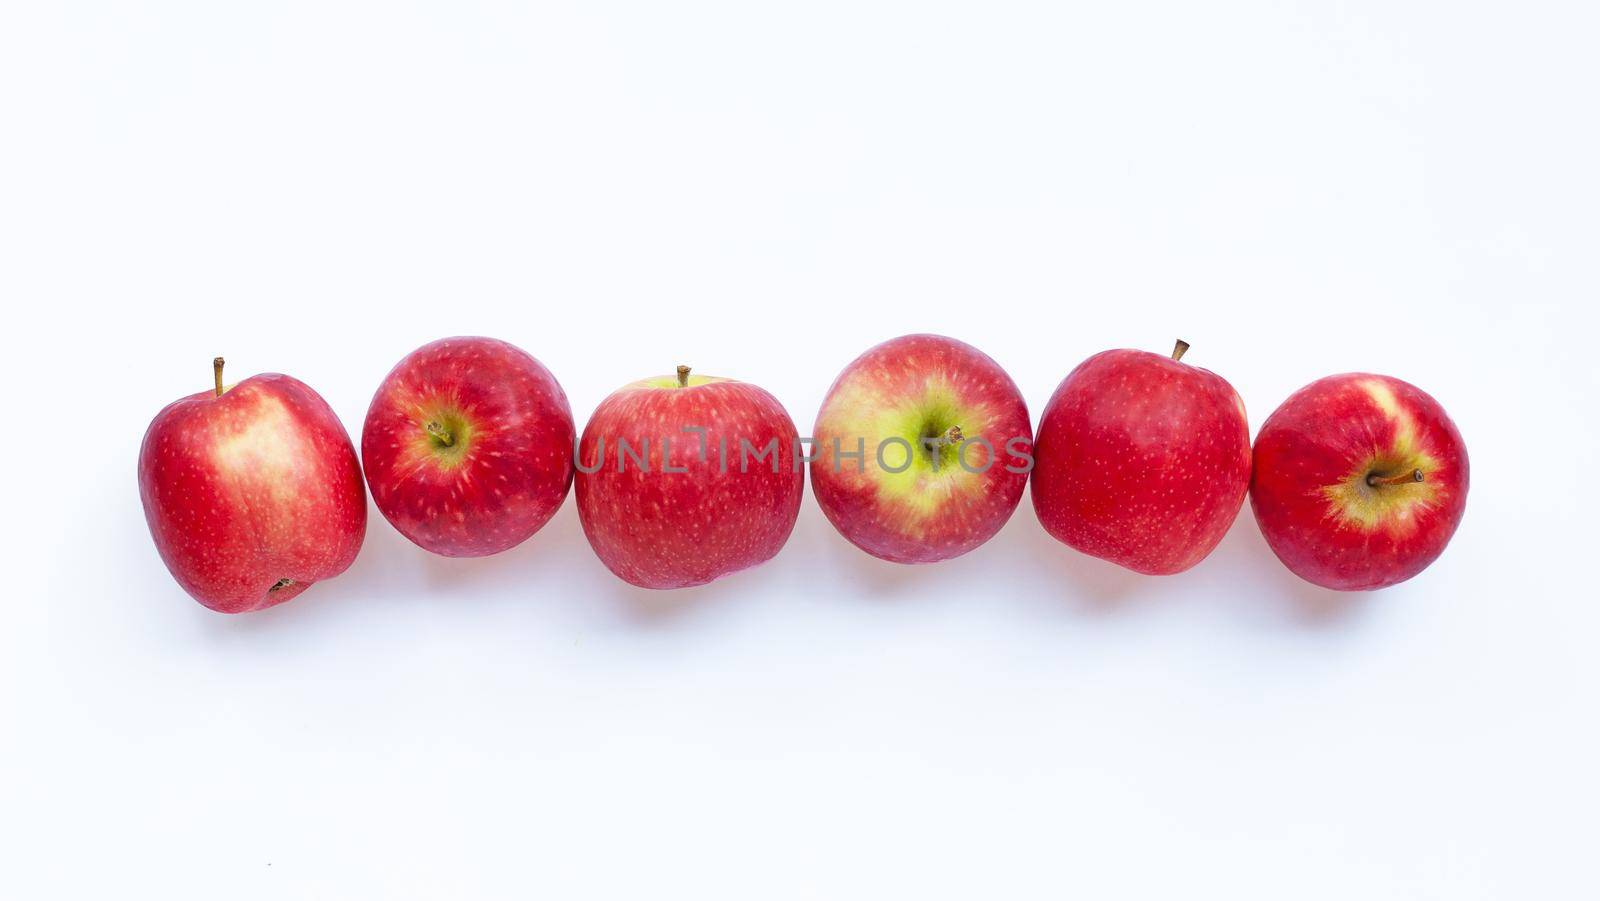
[575,365,803,589]
[1250,373,1468,591]
[809,334,1033,564]
[1031,340,1252,575]
[362,337,575,557]
[138,357,367,613]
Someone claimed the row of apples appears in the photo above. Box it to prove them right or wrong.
[137,334,1468,613]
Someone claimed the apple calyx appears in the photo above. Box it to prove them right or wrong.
[917,422,967,471]
[425,420,456,448]
[677,364,691,388]
[1171,339,1190,362]
[269,578,295,593]
[1367,468,1424,488]
[416,409,474,466]
[213,356,226,397]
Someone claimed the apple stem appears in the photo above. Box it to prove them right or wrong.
[677,364,691,388]
[426,420,455,447]
[1171,339,1190,362]
[1367,469,1424,487]
[213,357,225,397]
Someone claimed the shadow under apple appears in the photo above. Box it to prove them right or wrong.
[1185,507,1375,628]
[1002,500,1154,614]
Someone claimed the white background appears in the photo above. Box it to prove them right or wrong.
[3,2,1596,898]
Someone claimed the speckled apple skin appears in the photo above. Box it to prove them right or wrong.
[138,374,368,613]
[1250,373,1468,591]
[362,337,576,558]
[576,378,803,589]
[810,334,1033,564]
[1031,349,1252,575]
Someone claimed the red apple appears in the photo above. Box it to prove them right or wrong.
[575,366,803,589]
[810,334,1033,564]
[138,358,367,613]
[362,337,575,557]
[1031,340,1252,575]
[1250,373,1468,591]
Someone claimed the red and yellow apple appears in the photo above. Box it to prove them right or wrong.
[1031,340,1252,575]
[138,358,367,613]
[362,336,575,557]
[575,366,803,589]
[1250,373,1468,591]
[810,334,1033,564]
